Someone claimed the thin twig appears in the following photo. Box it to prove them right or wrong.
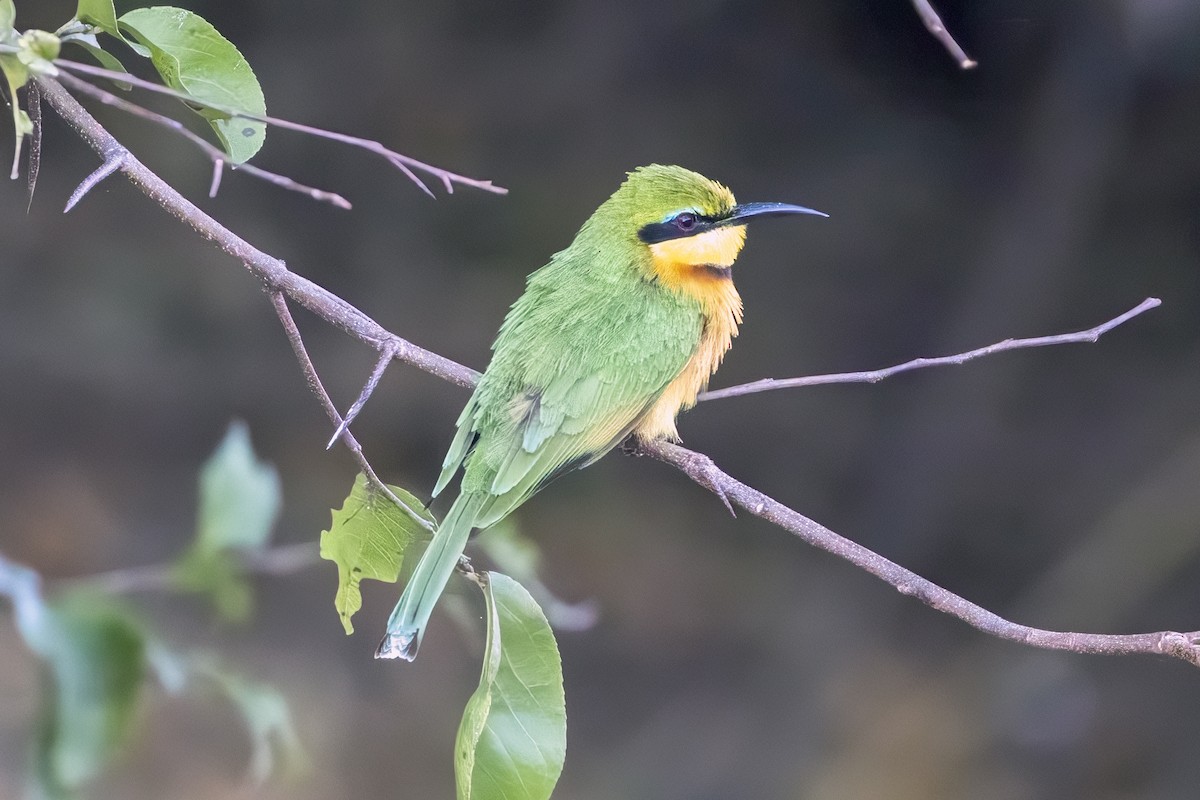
[53,58,507,198]
[35,75,1193,668]
[59,541,321,595]
[270,292,434,532]
[701,297,1162,402]
[57,70,352,209]
[911,0,977,69]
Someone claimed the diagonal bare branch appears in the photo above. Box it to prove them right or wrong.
[34,74,1196,669]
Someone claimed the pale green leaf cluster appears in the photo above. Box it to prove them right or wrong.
[0,422,301,794]
[173,420,281,620]
[0,556,145,799]
[456,572,566,800]
[320,472,435,634]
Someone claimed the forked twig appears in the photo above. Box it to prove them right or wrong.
[53,57,507,198]
[270,292,434,532]
[57,70,352,208]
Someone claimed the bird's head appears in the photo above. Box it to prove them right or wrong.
[600,164,826,278]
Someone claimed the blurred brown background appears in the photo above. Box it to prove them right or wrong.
[4,0,1200,798]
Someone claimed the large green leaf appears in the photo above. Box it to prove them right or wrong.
[173,420,280,620]
[455,572,565,800]
[34,598,146,794]
[320,473,435,634]
[117,7,266,163]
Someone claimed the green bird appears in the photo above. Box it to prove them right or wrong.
[378,164,824,660]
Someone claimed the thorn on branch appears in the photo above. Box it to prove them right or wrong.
[326,344,397,449]
[26,82,42,210]
[65,152,126,212]
[911,0,977,69]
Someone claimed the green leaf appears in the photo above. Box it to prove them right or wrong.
[117,7,266,163]
[320,473,435,634]
[173,420,280,621]
[196,420,281,552]
[455,572,565,800]
[73,0,123,41]
[0,0,15,34]
[32,597,146,795]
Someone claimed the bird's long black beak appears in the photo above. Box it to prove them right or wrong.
[718,202,828,227]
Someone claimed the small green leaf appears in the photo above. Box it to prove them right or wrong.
[117,7,266,163]
[73,0,123,41]
[455,572,565,800]
[320,473,435,634]
[33,597,146,795]
[173,421,280,621]
[0,0,15,34]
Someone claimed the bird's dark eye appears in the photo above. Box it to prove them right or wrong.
[673,212,697,231]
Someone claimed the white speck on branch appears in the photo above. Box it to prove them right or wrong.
[33,75,1198,669]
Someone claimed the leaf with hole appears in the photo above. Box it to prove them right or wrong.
[118,7,266,163]
[320,473,435,634]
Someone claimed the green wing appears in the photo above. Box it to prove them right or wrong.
[434,256,702,529]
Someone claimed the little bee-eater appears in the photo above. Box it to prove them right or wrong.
[379,164,825,659]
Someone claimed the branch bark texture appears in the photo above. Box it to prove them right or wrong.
[35,76,1200,669]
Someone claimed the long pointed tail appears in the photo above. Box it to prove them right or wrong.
[376,492,485,661]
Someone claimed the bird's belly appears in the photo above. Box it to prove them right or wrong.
[633,312,735,441]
